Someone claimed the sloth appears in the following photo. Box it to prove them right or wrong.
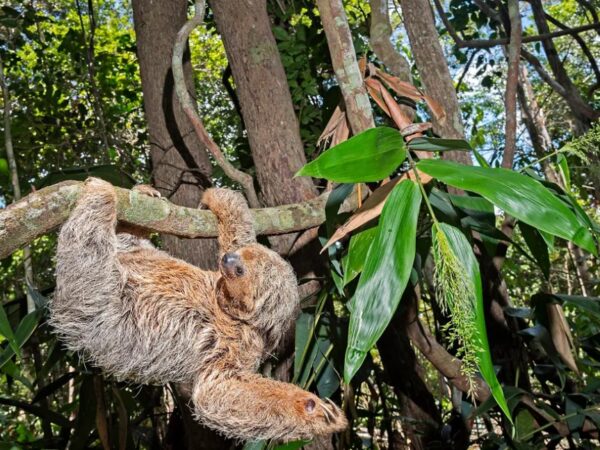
[51,177,347,441]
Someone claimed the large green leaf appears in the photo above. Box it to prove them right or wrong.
[297,127,406,182]
[436,223,511,421]
[417,159,596,254]
[344,180,421,382]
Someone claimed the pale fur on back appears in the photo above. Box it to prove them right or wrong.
[51,179,347,441]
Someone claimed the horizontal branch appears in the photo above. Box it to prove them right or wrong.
[0,181,353,260]
[433,0,600,49]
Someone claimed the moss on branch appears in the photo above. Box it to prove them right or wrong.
[0,181,350,260]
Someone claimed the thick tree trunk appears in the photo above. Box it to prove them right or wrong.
[209,0,315,209]
[131,0,226,448]
[132,0,218,271]
[208,0,322,286]
[399,0,471,165]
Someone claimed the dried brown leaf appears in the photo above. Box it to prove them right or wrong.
[547,303,579,373]
[322,169,432,251]
[318,106,348,148]
[377,79,413,130]
[375,67,446,122]
[365,77,391,116]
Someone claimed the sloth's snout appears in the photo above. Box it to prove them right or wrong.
[221,252,245,278]
[221,252,239,267]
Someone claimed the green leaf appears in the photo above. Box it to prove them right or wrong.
[408,137,472,152]
[297,127,406,182]
[0,305,20,357]
[518,222,550,279]
[0,158,8,182]
[70,376,97,450]
[344,180,421,382]
[473,149,490,168]
[0,309,42,369]
[435,223,511,422]
[342,226,378,286]
[417,159,596,254]
[556,153,570,190]
[553,294,600,319]
[273,440,312,450]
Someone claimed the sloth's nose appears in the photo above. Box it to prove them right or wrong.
[221,252,240,268]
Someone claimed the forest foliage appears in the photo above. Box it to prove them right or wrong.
[1,0,600,449]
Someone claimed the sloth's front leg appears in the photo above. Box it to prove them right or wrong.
[192,371,347,441]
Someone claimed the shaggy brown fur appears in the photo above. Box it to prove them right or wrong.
[52,178,347,441]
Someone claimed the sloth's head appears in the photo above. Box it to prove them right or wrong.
[217,243,300,352]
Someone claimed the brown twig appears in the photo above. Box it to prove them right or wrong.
[502,0,522,169]
[171,0,260,207]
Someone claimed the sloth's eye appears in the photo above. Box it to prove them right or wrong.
[235,266,245,276]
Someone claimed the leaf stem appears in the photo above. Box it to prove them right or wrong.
[406,152,438,225]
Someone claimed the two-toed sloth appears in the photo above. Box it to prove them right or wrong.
[52,178,347,441]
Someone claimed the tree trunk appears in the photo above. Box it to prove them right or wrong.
[131,0,226,448]
[317,0,375,134]
[132,0,218,271]
[399,0,471,165]
[208,0,322,284]
[209,0,315,209]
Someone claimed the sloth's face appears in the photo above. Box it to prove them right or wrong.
[218,244,299,348]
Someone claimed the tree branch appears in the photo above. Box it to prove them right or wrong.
[316,0,375,134]
[502,0,522,169]
[0,181,358,261]
[433,0,600,49]
[171,0,260,207]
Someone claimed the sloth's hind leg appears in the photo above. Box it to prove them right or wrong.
[52,178,123,348]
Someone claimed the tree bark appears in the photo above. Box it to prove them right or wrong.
[317,0,375,134]
[529,0,599,133]
[517,65,561,184]
[208,0,315,209]
[132,0,218,271]
[399,0,471,165]
[0,182,360,261]
[502,0,522,169]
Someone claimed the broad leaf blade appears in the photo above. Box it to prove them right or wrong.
[436,223,511,422]
[297,127,406,182]
[417,159,596,254]
[344,180,421,382]
[408,137,472,152]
